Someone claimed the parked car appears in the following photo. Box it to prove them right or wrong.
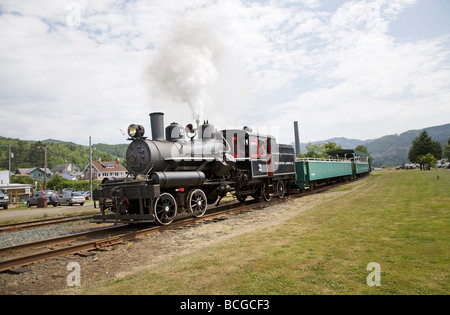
[27,190,60,207]
[60,191,85,206]
[81,191,90,200]
[0,190,9,210]
[75,191,90,200]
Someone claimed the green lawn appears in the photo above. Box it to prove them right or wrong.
[84,170,450,295]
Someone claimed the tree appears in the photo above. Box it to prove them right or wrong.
[444,138,450,161]
[298,142,342,159]
[299,143,321,158]
[408,131,442,163]
[46,174,100,192]
[47,174,71,191]
[354,145,371,158]
[11,175,34,185]
[417,153,437,170]
[322,142,342,155]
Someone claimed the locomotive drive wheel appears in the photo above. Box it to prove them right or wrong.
[188,189,207,218]
[262,184,272,202]
[276,180,286,198]
[154,193,177,225]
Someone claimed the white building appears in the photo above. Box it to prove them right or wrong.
[0,171,10,185]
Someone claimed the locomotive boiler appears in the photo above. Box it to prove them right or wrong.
[93,112,297,225]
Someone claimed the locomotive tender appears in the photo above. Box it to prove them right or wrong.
[93,112,297,225]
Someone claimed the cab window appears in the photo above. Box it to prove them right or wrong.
[232,135,240,158]
[250,140,259,158]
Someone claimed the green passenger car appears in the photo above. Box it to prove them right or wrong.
[354,162,370,175]
[295,149,371,190]
[295,159,353,189]
[328,149,371,178]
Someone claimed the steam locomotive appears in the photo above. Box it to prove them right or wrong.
[93,112,297,225]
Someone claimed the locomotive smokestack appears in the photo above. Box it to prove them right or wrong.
[150,112,165,141]
[294,121,301,157]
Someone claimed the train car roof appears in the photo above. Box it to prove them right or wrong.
[328,149,368,157]
[219,129,276,140]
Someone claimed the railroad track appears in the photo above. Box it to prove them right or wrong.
[0,178,358,273]
[0,199,265,272]
[0,214,94,234]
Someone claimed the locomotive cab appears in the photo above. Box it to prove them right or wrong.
[221,128,296,202]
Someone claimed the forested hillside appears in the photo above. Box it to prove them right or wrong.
[366,124,450,167]
[0,137,126,171]
[93,143,128,160]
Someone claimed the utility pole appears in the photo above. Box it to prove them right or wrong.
[43,147,47,191]
[89,136,92,200]
[37,146,48,190]
[8,144,12,184]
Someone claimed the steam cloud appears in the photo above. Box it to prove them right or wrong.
[146,14,225,121]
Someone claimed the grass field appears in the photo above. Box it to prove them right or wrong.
[84,170,450,295]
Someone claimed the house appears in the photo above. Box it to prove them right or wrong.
[51,163,80,174]
[15,168,52,181]
[51,163,83,180]
[0,171,9,185]
[83,160,127,181]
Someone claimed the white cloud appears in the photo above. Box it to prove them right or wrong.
[232,0,450,143]
[0,0,449,146]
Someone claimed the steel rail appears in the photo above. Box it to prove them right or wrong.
[0,224,129,255]
[0,214,94,234]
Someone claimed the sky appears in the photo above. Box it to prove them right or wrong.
[0,0,449,146]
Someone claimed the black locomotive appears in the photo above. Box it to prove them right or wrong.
[93,112,297,225]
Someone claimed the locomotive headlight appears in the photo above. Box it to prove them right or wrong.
[128,124,145,138]
[128,124,137,137]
